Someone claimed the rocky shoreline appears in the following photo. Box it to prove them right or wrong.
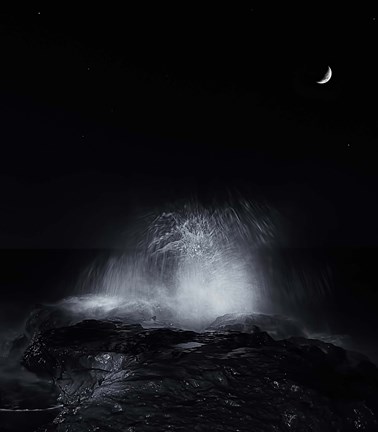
[10,314,377,431]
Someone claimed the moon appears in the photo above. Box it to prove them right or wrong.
[316,66,332,84]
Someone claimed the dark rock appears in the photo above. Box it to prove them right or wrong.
[21,318,378,431]
[24,305,74,339]
[206,312,306,339]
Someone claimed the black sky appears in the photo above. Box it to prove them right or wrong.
[0,5,377,248]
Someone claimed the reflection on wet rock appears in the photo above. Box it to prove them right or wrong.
[21,319,378,431]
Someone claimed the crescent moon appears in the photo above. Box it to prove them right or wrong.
[316,66,332,84]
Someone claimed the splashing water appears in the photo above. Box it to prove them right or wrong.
[78,200,276,328]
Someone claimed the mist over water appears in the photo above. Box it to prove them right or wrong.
[0,197,338,347]
[2,197,374,386]
[76,200,278,329]
[0,198,337,339]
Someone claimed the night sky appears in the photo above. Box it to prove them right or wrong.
[0,5,376,248]
[0,6,378,338]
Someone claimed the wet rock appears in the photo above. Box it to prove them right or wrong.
[24,305,75,339]
[21,319,378,431]
[206,312,306,339]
